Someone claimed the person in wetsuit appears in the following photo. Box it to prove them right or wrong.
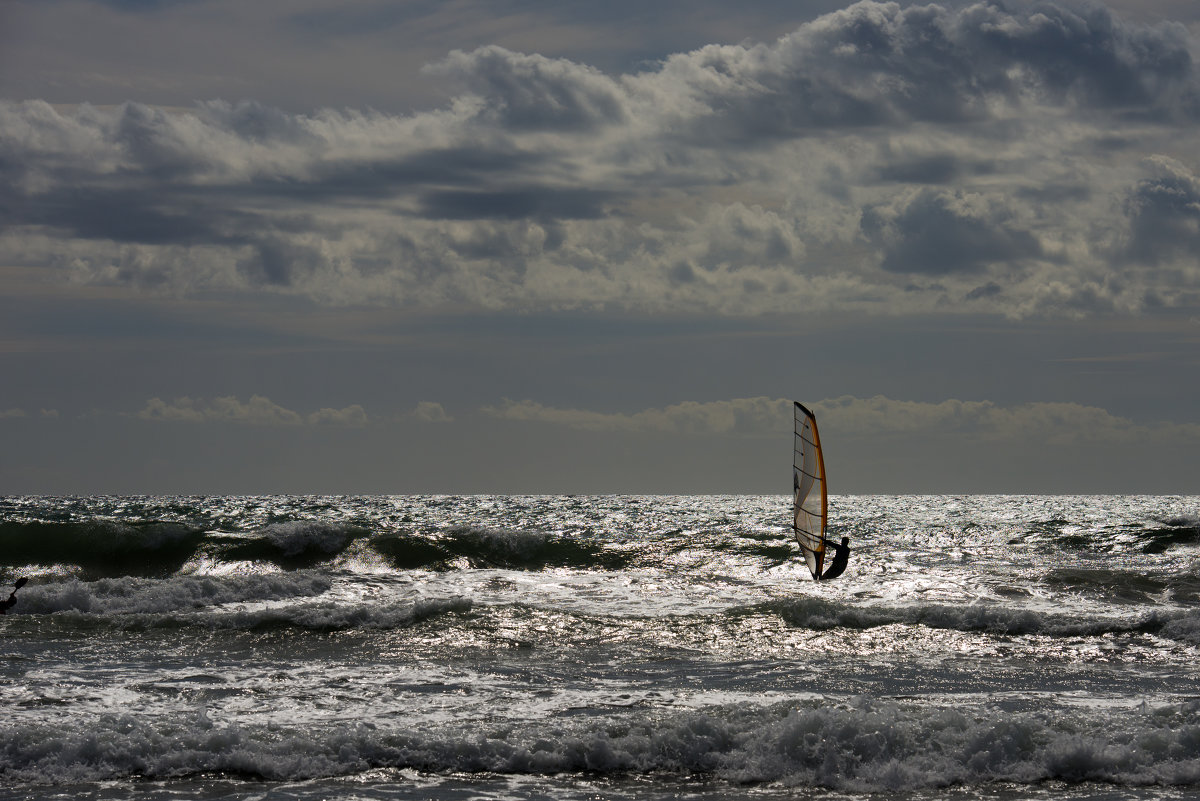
[0,578,26,614]
[820,537,850,581]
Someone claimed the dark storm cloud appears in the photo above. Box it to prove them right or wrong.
[968,1,1197,114]
[872,149,998,185]
[0,186,260,247]
[876,154,968,184]
[327,147,549,189]
[861,189,1042,275]
[3,2,1200,317]
[417,187,616,221]
[1,187,183,245]
[231,148,557,205]
[1122,157,1200,265]
[1014,183,1094,204]
[642,0,1200,146]
[238,239,326,287]
[965,281,1004,300]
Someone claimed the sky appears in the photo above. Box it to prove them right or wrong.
[2,0,1200,495]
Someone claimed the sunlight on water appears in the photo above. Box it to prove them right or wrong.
[1,494,1199,799]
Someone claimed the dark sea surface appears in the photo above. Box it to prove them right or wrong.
[2,494,1200,800]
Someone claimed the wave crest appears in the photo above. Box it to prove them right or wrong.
[372,526,629,571]
[6,574,471,632]
[212,596,473,631]
[7,698,1200,789]
[0,520,205,577]
[13,573,332,615]
[758,597,1200,643]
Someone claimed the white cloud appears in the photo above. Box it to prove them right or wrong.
[426,46,630,131]
[138,396,370,426]
[412,401,453,422]
[308,404,369,426]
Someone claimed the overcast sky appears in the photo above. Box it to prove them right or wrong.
[2,0,1199,494]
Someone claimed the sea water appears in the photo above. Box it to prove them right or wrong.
[1,494,1199,800]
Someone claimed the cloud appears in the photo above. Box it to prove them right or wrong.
[1122,155,1200,266]
[308,404,369,426]
[4,2,1200,318]
[416,187,616,221]
[138,396,370,426]
[484,397,794,435]
[412,401,453,423]
[861,188,1042,274]
[426,45,630,132]
[641,0,1199,141]
[0,409,28,419]
[483,394,1200,445]
[816,394,1200,444]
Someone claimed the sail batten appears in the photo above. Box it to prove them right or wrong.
[793,401,828,580]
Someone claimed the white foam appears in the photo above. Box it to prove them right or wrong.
[8,573,472,633]
[207,596,472,630]
[13,573,332,615]
[6,698,1200,790]
[768,596,1198,642]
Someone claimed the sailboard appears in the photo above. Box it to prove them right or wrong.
[793,401,827,580]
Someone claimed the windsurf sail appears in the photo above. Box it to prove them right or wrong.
[793,402,827,580]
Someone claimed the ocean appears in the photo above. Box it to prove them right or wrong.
[2,494,1200,800]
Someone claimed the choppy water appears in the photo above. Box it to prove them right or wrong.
[2,494,1200,800]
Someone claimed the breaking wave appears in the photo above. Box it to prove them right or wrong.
[211,521,370,568]
[431,526,631,570]
[12,573,333,616]
[194,596,474,632]
[0,518,630,578]
[5,698,1200,790]
[0,520,206,577]
[755,597,1200,645]
[1042,567,1200,605]
[5,574,471,632]
[1138,521,1200,554]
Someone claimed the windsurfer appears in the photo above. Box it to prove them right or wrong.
[820,537,850,581]
[0,577,26,614]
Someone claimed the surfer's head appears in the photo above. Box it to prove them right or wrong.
[841,537,850,546]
